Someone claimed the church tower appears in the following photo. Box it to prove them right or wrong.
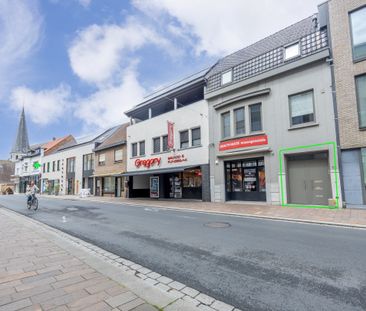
[10,108,30,162]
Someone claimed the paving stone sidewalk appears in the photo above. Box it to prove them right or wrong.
[0,210,160,311]
[52,195,366,228]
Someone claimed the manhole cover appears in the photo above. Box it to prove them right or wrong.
[204,222,231,228]
[67,207,78,211]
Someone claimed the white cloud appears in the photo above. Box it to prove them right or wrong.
[0,0,43,97]
[68,17,179,85]
[133,0,321,56]
[78,0,91,8]
[74,65,145,128]
[10,84,71,126]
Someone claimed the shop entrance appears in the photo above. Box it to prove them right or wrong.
[286,152,331,205]
[225,158,266,201]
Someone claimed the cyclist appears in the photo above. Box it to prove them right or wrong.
[26,181,39,205]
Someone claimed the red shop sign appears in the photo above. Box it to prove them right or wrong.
[219,135,268,151]
[135,157,161,168]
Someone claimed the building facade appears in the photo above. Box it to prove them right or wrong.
[124,72,210,201]
[206,10,341,207]
[328,0,366,207]
[93,123,128,197]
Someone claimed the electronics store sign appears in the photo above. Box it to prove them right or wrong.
[219,135,268,152]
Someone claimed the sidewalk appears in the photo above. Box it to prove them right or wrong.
[0,208,221,311]
[48,195,366,229]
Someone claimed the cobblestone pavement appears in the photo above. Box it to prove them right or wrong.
[0,207,240,311]
[51,195,366,228]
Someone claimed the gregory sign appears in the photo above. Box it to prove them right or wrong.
[135,157,161,168]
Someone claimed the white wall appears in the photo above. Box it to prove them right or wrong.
[127,100,209,173]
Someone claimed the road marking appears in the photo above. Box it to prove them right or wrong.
[62,216,67,223]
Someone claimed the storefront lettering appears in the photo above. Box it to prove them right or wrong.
[168,154,187,164]
[135,157,161,168]
[219,135,268,151]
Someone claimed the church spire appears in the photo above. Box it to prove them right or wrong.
[11,107,30,157]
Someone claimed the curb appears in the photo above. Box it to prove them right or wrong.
[0,206,241,311]
[40,195,366,230]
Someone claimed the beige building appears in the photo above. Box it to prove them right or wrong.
[93,124,128,197]
[329,0,366,206]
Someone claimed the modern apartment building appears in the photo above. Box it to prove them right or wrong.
[93,123,128,197]
[124,70,210,201]
[328,0,366,207]
[206,6,341,207]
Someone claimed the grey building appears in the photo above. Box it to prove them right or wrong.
[206,7,341,207]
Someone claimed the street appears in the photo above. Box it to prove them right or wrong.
[0,195,365,311]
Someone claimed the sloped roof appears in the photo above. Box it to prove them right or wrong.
[206,16,317,77]
[11,108,30,154]
[94,123,128,152]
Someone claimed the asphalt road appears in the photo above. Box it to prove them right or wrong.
[0,195,365,311]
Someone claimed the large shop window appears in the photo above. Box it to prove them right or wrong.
[356,74,366,128]
[180,130,189,149]
[225,158,266,201]
[191,127,201,146]
[182,169,202,188]
[250,103,262,132]
[234,107,245,135]
[350,6,366,61]
[103,177,115,193]
[153,137,161,153]
[289,90,315,126]
[222,111,231,138]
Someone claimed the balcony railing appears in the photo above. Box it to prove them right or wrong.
[206,29,328,93]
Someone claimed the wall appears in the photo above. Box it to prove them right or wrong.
[329,0,366,149]
[94,145,126,176]
[208,60,340,204]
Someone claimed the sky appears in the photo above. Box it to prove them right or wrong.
[0,0,321,159]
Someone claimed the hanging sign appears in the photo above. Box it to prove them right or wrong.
[150,176,159,198]
[219,134,268,151]
[167,121,174,149]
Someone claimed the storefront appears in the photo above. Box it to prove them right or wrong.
[94,175,124,197]
[20,174,41,193]
[225,157,266,201]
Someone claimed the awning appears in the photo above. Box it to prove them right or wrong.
[122,165,201,177]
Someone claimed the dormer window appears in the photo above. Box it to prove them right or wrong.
[221,70,233,85]
[284,43,300,60]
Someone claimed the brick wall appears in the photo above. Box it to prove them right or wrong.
[329,0,366,149]
[94,146,126,176]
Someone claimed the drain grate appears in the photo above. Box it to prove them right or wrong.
[204,222,231,228]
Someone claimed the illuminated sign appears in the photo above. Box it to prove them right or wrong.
[219,135,268,151]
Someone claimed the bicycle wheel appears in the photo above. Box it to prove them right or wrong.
[33,198,39,210]
[27,201,31,210]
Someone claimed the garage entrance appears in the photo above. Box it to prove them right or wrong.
[286,152,332,206]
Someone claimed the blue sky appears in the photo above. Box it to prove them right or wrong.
[0,0,321,159]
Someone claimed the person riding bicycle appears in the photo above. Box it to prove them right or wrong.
[26,181,39,205]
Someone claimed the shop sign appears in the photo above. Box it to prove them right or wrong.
[150,176,159,198]
[168,154,187,164]
[168,121,174,149]
[219,135,268,151]
[135,157,161,168]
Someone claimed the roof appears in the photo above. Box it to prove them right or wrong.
[11,108,30,154]
[206,16,317,77]
[42,136,70,151]
[94,123,128,152]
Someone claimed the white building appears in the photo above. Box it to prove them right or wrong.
[124,70,211,201]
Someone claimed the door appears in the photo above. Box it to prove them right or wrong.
[287,152,332,205]
[115,177,121,197]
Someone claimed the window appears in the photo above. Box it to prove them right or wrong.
[180,130,189,149]
[57,160,60,171]
[221,70,232,85]
[132,143,137,157]
[47,162,50,173]
[350,7,366,61]
[162,135,168,152]
[234,107,245,135]
[139,141,145,156]
[83,154,94,171]
[43,163,45,173]
[191,127,201,146]
[103,177,115,193]
[289,90,314,126]
[284,43,300,60]
[222,111,231,138]
[98,154,105,166]
[114,149,123,162]
[52,161,55,172]
[250,103,262,132]
[356,74,366,128]
[66,158,75,173]
[153,137,161,153]
[24,163,28,172]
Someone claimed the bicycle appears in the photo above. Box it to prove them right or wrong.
[27,194,39,210]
